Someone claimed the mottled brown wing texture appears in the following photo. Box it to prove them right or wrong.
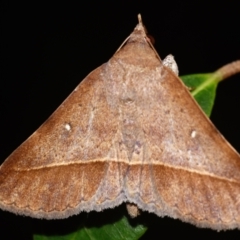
[0,63,128,219]
[1,16,240,230]
[107,25,240,230]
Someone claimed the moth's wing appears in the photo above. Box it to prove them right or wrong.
[105,27,240,230]
[124,62,240,230]
[0,65,127,219]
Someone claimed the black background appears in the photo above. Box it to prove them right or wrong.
[1,1,240,239]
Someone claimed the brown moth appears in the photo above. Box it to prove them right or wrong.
[1,14,240,231]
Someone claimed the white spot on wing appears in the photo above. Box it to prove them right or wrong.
[191,130,196,138]
[65,123,71,131]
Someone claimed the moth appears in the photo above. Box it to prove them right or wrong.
[1,15,240,231]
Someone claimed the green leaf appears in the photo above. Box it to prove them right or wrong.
[34,212,147,240]
[180,73,221,117]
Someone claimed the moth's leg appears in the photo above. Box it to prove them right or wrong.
[163,55,194,91]
[126,202,140,218]
[163,54,179,76]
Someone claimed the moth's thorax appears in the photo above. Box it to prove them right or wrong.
[102,40,164,162]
